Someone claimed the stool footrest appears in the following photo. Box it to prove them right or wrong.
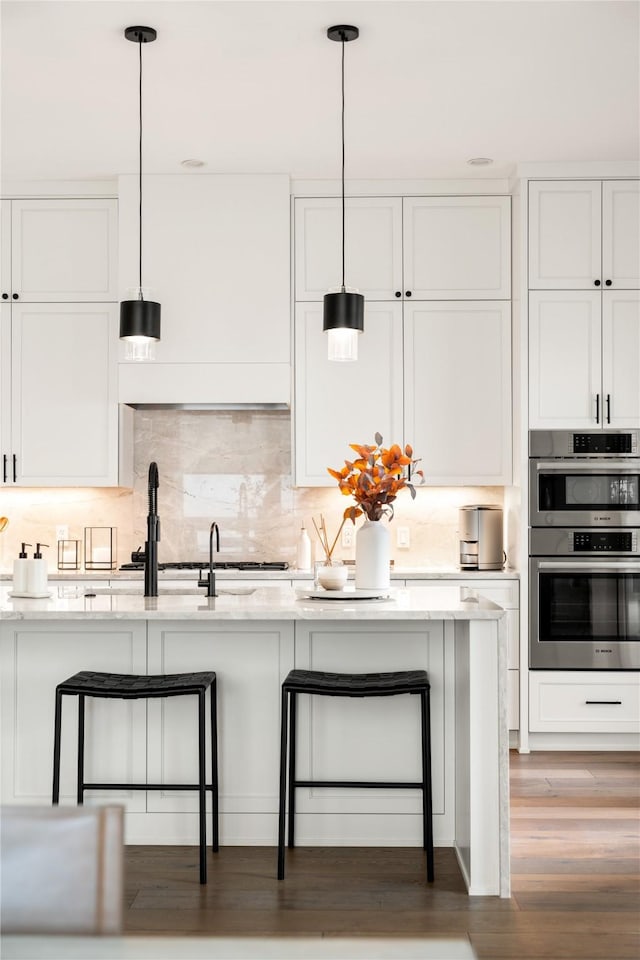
[82,782,216,791]
[294,779,424,790]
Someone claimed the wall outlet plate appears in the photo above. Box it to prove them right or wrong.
[396,526,410,549]
[342,524,354,548]
[56,525,69,543]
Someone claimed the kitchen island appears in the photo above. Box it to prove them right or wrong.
[0,584,509,896]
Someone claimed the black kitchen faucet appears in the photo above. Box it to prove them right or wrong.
[131,461,160,597]
[198,522,220,597]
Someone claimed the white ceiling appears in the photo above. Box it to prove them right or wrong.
[2,0,639,183]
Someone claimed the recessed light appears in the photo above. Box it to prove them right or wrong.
[181,159,206,168]
[467,157,493,166]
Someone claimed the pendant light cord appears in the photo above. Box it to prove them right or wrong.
[138,37,144,300]
[340,35,346,292]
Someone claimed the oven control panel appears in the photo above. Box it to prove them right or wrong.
[573,433,637,454]
[571,531,637,552]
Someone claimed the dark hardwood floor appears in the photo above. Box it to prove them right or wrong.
[124,751,640,959]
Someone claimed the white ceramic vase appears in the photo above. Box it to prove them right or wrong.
[355,519,390,590]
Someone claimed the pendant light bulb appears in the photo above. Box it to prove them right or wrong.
[120,26,161,361]
[324,25,364,362]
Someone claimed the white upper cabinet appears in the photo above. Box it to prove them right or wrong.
[294,197,403,301]
[404,301,512,485]
[602,181,640,289]
[8,303,122,486]
[529,179,640,290]
[294,195,510,302]
[118,175,290,405]
[294,302,404,486]
[403,196,511,299]
[529,291,602,429]
[6,199,117,302]
[602,291,640,427]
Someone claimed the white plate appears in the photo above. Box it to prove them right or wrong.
[296,588,391,601]
[8,591,52,599]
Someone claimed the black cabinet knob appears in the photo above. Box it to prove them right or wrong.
[12,293,18,300]
[605,279,612,287]
[405,290,412,297]
[394,291,401,298]
[594,279,601,287]
[1,293,8,300]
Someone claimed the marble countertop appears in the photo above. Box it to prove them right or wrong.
[0,584,505,621]
[0,567,519,583]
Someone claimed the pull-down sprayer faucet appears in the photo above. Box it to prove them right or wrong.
[131,461,160,597]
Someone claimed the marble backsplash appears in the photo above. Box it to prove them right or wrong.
[0,410,505,573]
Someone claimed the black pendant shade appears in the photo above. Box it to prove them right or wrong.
[323,291,364,333]
[119,299,161,341]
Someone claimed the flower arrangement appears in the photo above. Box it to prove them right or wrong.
[328,432,423,522]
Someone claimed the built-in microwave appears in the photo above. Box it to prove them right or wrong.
[529,430,640,527]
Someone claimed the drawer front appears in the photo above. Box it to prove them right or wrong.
[530,672,640,732]
[403,578,519,609]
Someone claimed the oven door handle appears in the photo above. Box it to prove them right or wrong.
[537,561,640,572]
[533,460,640,472]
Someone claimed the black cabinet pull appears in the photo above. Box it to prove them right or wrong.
[394,291,401,298]
[605,279,612,287]
[595,394,600,424]
[11,293,18,300]
[585,700,622,705]
[2,455,6,483]
[405,290,412,297]
[1,293,8,300]
[606,393,611,424]
[593,279,601,287]
[12,454,17,482]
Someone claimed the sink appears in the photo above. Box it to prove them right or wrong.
[83,587,256,597]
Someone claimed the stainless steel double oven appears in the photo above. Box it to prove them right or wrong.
[529,430,640,670]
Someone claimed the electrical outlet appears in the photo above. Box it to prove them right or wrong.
[55,525,69,543]
[342,523,354,548]
[396,526,410,549]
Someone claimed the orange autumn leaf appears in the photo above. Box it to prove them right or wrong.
[327,434,423,522]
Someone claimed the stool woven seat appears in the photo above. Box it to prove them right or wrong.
[52,669,218,884]
[57,671,217,699]
[283,669,429,697]
[278,667,433,883]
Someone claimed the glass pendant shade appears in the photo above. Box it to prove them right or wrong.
[323,290,364,361]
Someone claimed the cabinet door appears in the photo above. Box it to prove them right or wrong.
[11,303,118,485]
[404,302,511,485]
[0,621,147,809]
[529,291,602,429]
[602,290,640,427]
[294,197,403,301]
[602,180,640,289]
[294,302,404,486]
[0,304,10,481]
[11,199,117,302]
[403,196,510,299]
[529,181,601,289]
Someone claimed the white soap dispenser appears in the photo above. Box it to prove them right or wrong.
[12,543,31,595]
[27,543,49,596]
[296,523,312,571]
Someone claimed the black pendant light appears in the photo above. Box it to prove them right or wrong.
[120,26,160,362]
[323,25,364,362]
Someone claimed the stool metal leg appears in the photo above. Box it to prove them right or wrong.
[210,679,219,853]
[198,690,207,884]
[77,694,86,806]
[277,686,289,880]
[287,691,297,848]
[52,689,63,804]
[421,688,434,882]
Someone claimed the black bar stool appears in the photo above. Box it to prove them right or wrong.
[277,668,433,882]
[52,670,218,884]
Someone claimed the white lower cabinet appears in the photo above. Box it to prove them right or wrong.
[0,620,147,810]
[529,671,640,733]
